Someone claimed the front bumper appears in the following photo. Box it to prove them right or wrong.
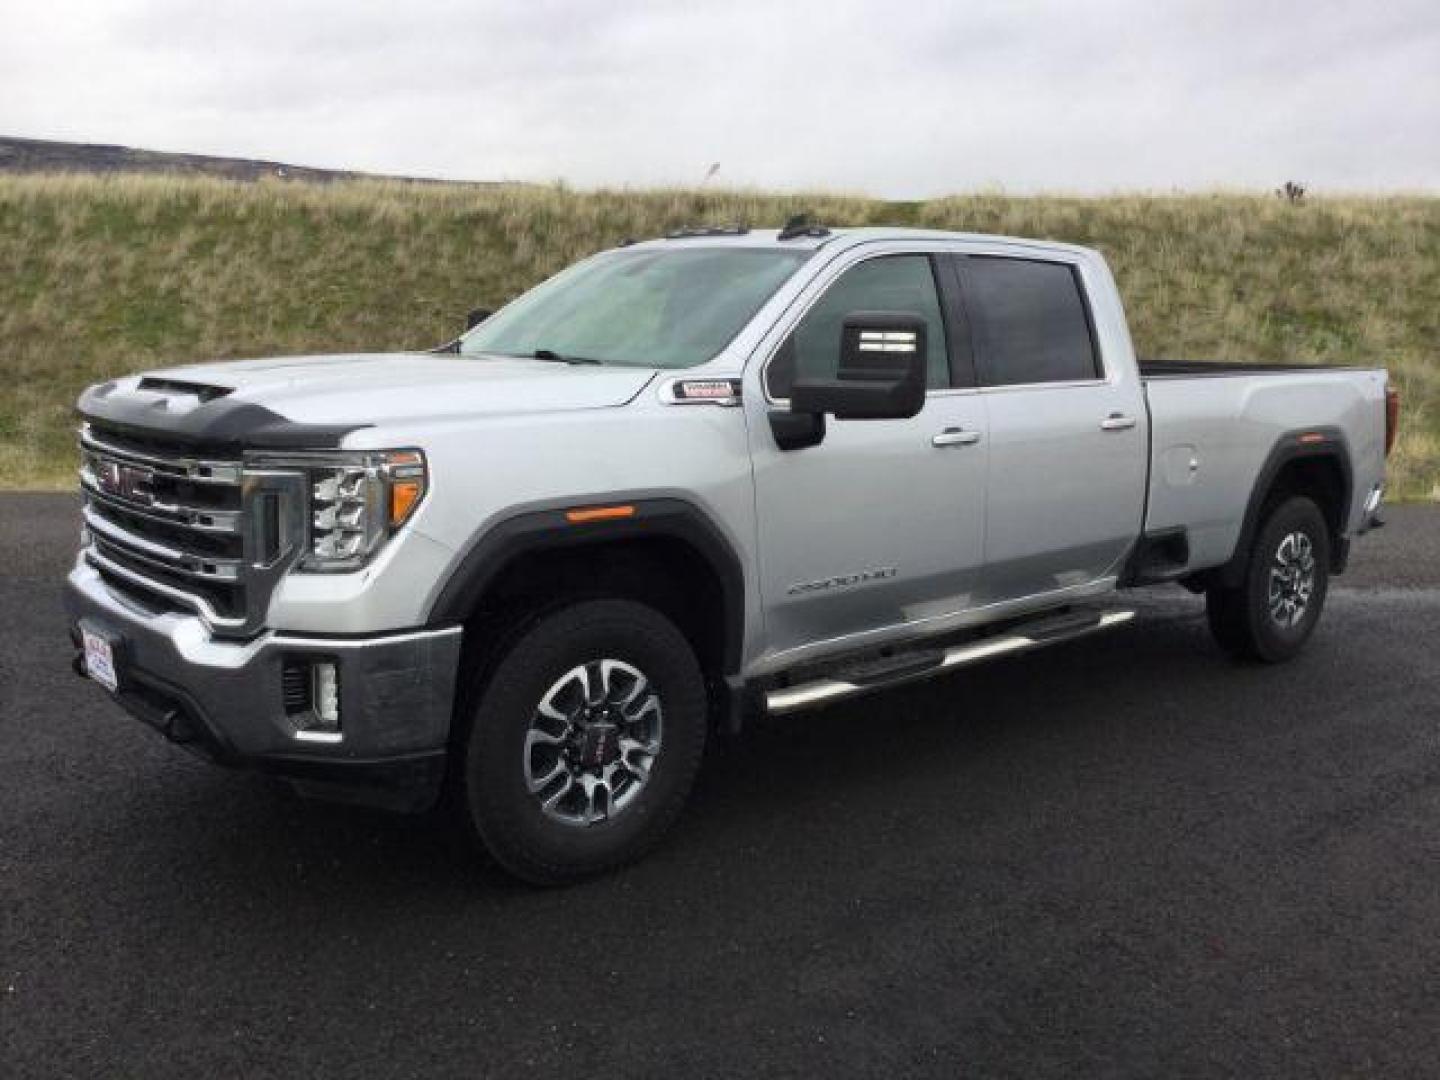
[65,556,463,812]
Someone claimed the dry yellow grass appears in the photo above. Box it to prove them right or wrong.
[1,174,1436,496]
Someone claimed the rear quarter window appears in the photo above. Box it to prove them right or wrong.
[964,257,1100,387]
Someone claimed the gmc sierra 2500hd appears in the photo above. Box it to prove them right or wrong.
[66,222,1398,883]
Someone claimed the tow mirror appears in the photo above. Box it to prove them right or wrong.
[770,312,928,450]
[465,308,492,331]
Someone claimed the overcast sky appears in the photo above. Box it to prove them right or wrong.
[2,0,1436,196]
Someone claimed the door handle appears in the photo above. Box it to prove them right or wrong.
[932,428,982,447]
[1100,413,1137,431]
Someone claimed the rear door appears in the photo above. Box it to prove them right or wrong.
[744,247,989,669]
[953,251,1147,605]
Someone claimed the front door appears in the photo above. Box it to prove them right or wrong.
[744,250,989,670]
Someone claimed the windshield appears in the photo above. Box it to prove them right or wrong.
[459,247,809,369]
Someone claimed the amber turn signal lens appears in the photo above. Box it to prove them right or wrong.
[384,450,427,527]
[390,480,423,525]
[565,505,636,524]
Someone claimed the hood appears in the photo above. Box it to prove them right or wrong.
[159,352,658,421]
[79,352,659,448]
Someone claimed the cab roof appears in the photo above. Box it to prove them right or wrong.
[623,226,1093,260]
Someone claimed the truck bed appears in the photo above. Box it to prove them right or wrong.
[1139,360,1388,574]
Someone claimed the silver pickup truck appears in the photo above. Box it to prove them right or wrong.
[65,223,1398,883]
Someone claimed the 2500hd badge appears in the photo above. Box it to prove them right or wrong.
[787,566,899,596]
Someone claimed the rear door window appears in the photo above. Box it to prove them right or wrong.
[963,257,1099,386]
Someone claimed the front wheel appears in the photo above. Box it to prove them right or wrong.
[1206,495,1331,663]
[458,599,708,885]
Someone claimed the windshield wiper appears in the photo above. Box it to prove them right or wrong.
[531,348,603,366]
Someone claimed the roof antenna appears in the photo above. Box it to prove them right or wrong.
[778,212,830,241]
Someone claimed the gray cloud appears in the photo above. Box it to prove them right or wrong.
[1,0,1436,195]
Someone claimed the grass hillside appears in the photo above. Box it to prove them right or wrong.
[1,174,1436,496]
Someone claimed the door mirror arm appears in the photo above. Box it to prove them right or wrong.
[769,410,826,451]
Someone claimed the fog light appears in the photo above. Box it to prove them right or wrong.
[313,662,340,730]
[281,656,342,741]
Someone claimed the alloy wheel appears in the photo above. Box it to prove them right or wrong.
[1267,530,1316,629]
[522,659,663,827]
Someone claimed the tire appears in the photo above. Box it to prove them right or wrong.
[457,599,708,885]
[1206,495,1331,663]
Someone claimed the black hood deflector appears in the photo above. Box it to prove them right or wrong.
[78,380,369,452]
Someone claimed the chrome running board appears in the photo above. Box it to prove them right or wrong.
[764,608,1137,716]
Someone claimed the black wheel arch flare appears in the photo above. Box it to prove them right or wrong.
[1219,426,1354,588]
[425,497,747,679]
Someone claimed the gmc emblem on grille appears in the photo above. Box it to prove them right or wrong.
[96,460,155,506]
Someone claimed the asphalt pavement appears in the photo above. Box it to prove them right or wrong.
[3,494,1439,1078]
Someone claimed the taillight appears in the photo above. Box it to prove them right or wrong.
[1385,385,1400,458]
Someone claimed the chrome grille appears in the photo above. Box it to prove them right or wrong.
[79,422,305,636]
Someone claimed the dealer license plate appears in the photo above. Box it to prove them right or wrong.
[82,628,119,693]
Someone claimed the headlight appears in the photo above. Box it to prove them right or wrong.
[252,450,428,572]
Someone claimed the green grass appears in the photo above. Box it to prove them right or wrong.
[1,174,1436,496]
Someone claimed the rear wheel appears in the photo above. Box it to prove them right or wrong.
[458,599,708,885]
[1206,495,1331,663]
